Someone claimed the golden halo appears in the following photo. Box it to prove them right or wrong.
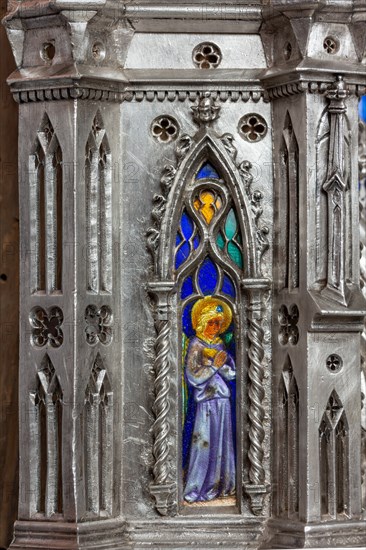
[191,296,232,334]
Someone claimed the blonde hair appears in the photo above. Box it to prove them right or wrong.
[196,306,224,335]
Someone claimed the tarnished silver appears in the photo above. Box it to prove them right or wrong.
[3,1,366,548]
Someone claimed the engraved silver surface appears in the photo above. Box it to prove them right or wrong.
[3,1,366,548]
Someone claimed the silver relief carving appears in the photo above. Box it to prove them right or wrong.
[319,391,350,519]
[30,306,64,348]
[191,92,221,124]
[147,282,177,516]
[242,280,271,515]
[4,1,366,548]
[147,95,271,516]
[277,357,299,519]
[86,111,112,294]
[84,354,114,517]
[321,76,350,305]
[29,113,63,294]
[29,355,63,517]
[85,305,113,346]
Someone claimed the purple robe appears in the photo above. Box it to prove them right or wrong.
[183,336,236,503]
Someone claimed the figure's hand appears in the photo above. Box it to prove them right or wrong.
[213,350,227,368]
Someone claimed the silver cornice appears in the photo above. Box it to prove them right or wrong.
[124,3,262,20]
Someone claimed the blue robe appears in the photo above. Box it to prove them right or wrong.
[183,335,236,503]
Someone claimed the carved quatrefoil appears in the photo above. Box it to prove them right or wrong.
[326,354,343,373]
[238,114,268,143]
[278,304,299,346]
[192,42,222,69]
[30,306,64,348]
[151,116,179,143]
[85,305,113,345]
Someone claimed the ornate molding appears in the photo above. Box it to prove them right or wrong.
[12,87,125,104]
[265,80,366,101]
[11,87,266,105]
[221,141,269,278]
[265,82,305,100]
[147,135,193,272]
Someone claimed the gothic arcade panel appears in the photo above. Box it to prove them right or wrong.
[121,92,272,518]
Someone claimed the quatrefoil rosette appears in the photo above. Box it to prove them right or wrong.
[278,304,299,345]
[85,305,113,345]
[30,306,64,348]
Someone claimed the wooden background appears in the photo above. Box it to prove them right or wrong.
[0,0,19,547]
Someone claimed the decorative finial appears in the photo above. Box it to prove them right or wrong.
[191,92,221,125]
[326,75,348,101]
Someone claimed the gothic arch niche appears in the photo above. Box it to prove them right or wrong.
[29,354,63,517]
[319,391,350,519]
[277,356,299,518]
[83,353,114,518]
[85,111,113,294]
[175,157,245,510]
[29,113,63,294]
[148,103,270,518]
[279,112,299,291]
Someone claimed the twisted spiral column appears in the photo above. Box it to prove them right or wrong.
[148,282,177,516]
[152,319,171,485]
[242,279,270,516]
[247,314,266,486]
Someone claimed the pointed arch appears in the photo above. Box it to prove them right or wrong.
[319,390,349,518]
[85,111,112,294]
[83,353,114,516]
[158,133,257,281]
[29,113,63,293]
[29,354,63,516]
[277,355,299,518]
[279,112,299,290]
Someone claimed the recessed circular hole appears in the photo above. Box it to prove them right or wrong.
[192,42,222,69]
[238,113,268,143]
[150,116,180,143]
[326,354,343,373]
[92,41,106,62]
[323,36,339,55]
[41,42,55,62]
[0,273,7,281]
